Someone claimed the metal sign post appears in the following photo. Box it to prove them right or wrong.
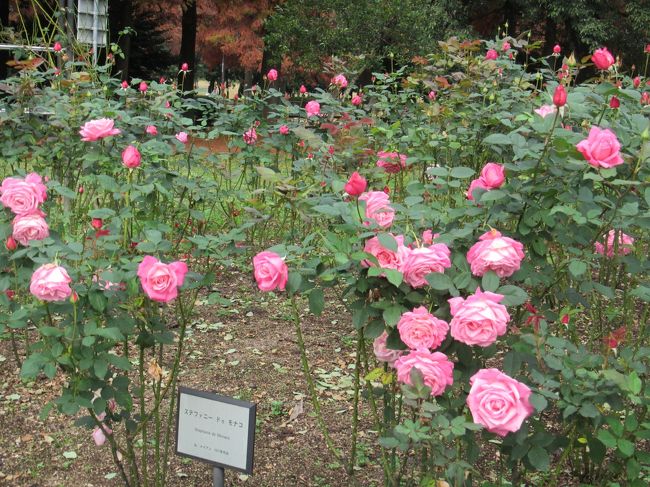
[213,466,225,487]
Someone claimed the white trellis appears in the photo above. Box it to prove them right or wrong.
[76,0,108,64]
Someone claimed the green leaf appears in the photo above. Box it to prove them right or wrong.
[88,291,107,312]
[481,271,500,292]
[568,260,587,277]
[579,403,599,418]
[597,429,617,448]
[480,189,507,202]
[450,167,474,178]
[383,269,403,287]
[527,446,550,471]
[618,438,635,457]
[286,272,302,295]
[94,359,108,379]
[483,133,512,145]
[383,306,404,327]
[63,451,78,460]
[377,232,398,252]
[93,327,124,341]
[496,285,528,306]
[625,371,642,395]
[308,288,324,316]
[425,272,454,291]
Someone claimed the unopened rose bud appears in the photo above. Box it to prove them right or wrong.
[78,186,84,194]
[91,218,103,229]
[5,236,17,251]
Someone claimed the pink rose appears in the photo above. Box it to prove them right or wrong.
[253,251,288,292]
[30,263,73,302]
[553,84,567,107]
[332,74,348,88]
[181,63,189,72]
[93,270,124,292]
[359,191,395,228]
[279,125,290,135]
[137,256,188,303]
[466,178,488,200]
[175,131,189,144]
[394,350,454,396]
[92,425,112,446]
[121,145,141,169]
[351,94,362,106]
[479,163,505,189]
[501,41,511,51]
[139,81,148,92]
[121,80,129,89]
[12,212,49,246]
[362,234,405,270]
[534,104,557,118]
[376,151,407,174]
[344,171,367,196]
[576,126,624,169]
[397,306,449,350]
[466,368,534,436]
[467,229,525,278]
[305,100,320,117]
[267,68,278,81]
[53,41,62,52]
[448,288,510,347]
[399,244,452,288]
[373,331,402,365]
[591,47,615,70]
[485,49,498,60]
[79,118,121,142]
[421,230,434,245]
[146,125,158,135]
[428,91,437,101]
[553,44,561,54]
[243,128,257,145]
[299,85,307,94]
[1,173,47,215]
[594,229,634,257]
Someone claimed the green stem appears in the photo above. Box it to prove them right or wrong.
[139,344,149,486]
[347,332,362,475]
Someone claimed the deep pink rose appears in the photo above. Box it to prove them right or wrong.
[553,44,561,54]
[501,41,511,51]
[359,191,395,228]
[467,229,525,278]
[139,81,148,92]
[243,128,257,145]
[448,288,510,347]
[553,84,567,107]
[299,85,307,94]
[267,68,278,81]
[332,74,348,88]
[394,350,454,396]
[30,263,72,302]
[480,163,505,189]
[362,234,405,270]
[485,49,498,60]
[344,171,367,196]
[376,151,407,174]
[534,104,557,118]
[592,48,615,70]
[181,63,189,72]
[146,125,158,135]
[351,94,362,106]
[1,173,47,215]
[397,306,449,350]
[53,41,62,52]
[305,100,320,117]
[12,212,49,246]
[594,229,634,257]
[253,251,288,292]
[466,368,534,436]
[399,244,451,288]
[175,132,189,144]
[373,331,402,365]
[137,256,188,302]
[576,126,624,169]
[121,145,141,169]
[79,118,121,142]
[466,178,488,200]
[279,125,290,135]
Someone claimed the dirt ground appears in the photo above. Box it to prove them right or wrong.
[0,268,384,487]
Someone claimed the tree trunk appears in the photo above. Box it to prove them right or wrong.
[108,0,133,79]
[179,0,197,92]
[0,0,9,79]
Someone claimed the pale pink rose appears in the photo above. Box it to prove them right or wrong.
[279,125,290,135]
[305,100,320,117]
[594,229,634,257]
[576,126,624,169]
[30,263,73,302]
[351,94,362,106]
[428,91,437,100]
[359,191,395,228]
[12,212,49,246]
[591,47,615,70]
[332,74,348,88]
[92,425,112,446]
[145,125,158,135]
[0,173,47,215]
[466,368,534,436]
[501,41,511,51]
[362,234,405,270]
[373,331,402,365]
[137,256,188,303]
[243,128,257,145]
[467,229,525,278]
[534,104,557,118]
[79,118,121,142]
[485,49,498,60]
[466,178,488,200]
[267,68,278,81]
[121,145,141,169]
[480,163,505,189]
[397,306,449,350]
[376,151,407,174]
[175,131,189,144]
[448,288,510,347]
[399,244,451,288]
[253,251,288,292]
[394,350,454,396]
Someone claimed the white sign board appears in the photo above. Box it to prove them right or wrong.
[76,0,108,47]
[176,387,256,474]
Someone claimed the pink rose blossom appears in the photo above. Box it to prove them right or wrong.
[553,44,561,54]
[146,125,158,135]
[92,425,112,446]
[485,49,498,60]
[376,151,407,174]
[279,125,290,135]
[594,229,634,257]
[0,173,47,215]
[253,251,288,292]
[305,100,320,117]
[359,191,395,228]
[576,126,624,169]
[421,229,440,246]
[428,91,437,101]
[12,212,49,246]
[362,234,405,270]
[351,94,362,106]
[120,80,129,89]
[5,236,17,251]
[467,229,525,278]
[137,256,188,303]
[466,368,534,436]
[397,306,449,350]
[633,76,641,89]
[480,163,505,189]
[79,118,121,142]
[299,85,307,94]
[139,81,148,92]
[399,244,452,288]
[501,41,511,51]
[175,132,189,144]
[344,171,367,196]
[591,47,615,70]
[30,263,73,302]
[267,68,278,81]
[448,288,510,347]
[394,350,454,396]
[243,128,257,145]
[332,74,348,88]
[534,104,557,118]
[53,41,62,52]
[466,178,488,200]
[181,62,189,72]
[373,331,402,365]
[121,145,141,169]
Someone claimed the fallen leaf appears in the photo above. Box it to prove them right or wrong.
[288,400,304,422]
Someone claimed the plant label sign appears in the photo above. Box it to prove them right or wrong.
[176,386,256,474]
